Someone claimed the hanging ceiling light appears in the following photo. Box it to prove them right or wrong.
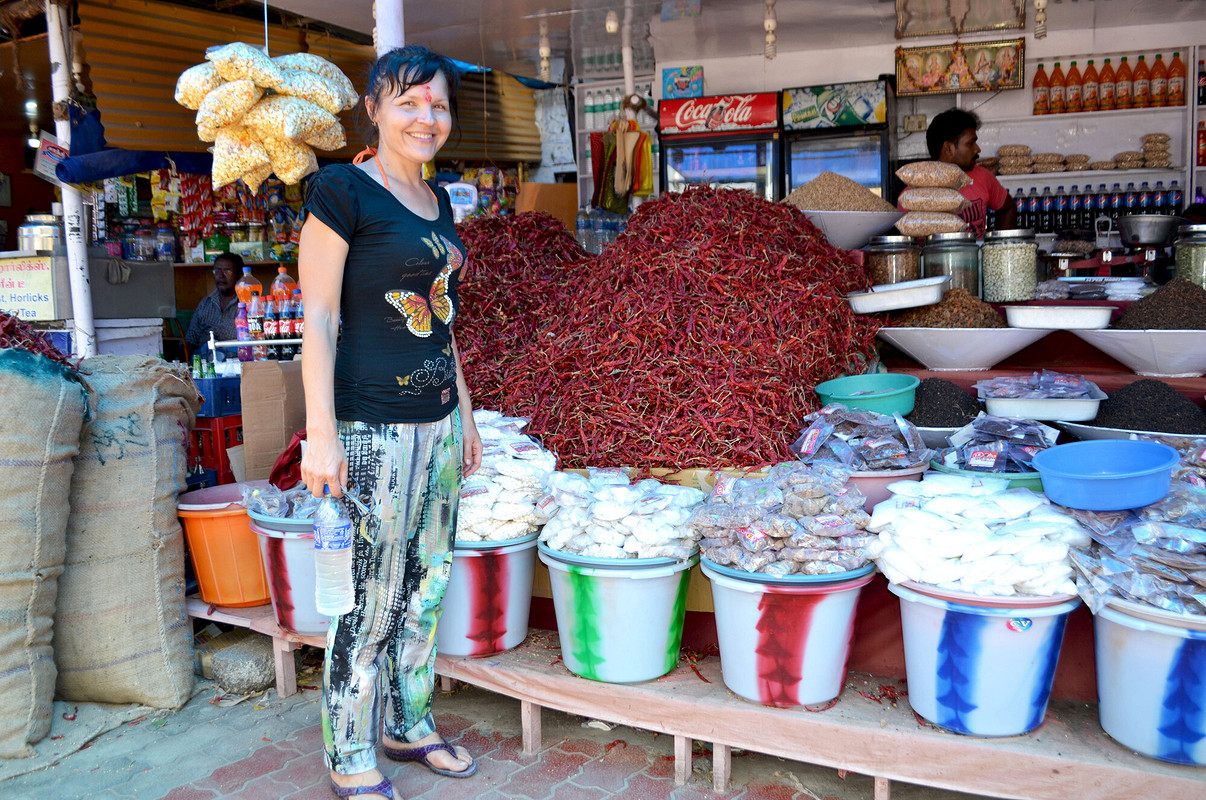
[1034,0,1048,39]
[764,0,777,60]
[605,10,620,34]
[538,20,551,82]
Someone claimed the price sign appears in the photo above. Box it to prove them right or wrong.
[0,255,57,320]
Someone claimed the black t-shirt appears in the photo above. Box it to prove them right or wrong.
[302,164,464,423]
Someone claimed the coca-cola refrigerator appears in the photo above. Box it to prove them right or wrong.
[658,92,781,201]
[780,78,896,200]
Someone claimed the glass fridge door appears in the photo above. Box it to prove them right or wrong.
[663,137,777,201]
[786,131,887,198]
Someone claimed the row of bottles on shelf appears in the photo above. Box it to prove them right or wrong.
[1033,52,1187,114]
[1006,181,1187,234]
[583,83,654,131]
[233,265,304,361]
[574,207,629,255]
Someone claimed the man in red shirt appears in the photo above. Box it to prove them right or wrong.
[926,108,1017,237]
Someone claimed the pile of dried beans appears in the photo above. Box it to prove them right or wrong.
[456,187,878,469]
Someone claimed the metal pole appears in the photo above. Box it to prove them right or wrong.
[374,0,404,55]
[46,0,96,357]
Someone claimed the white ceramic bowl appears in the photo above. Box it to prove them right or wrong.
[1005,305,1113,330]
[876,327,1052,371]
[802,209,904,250]
[1071,330,1206,377]
[847,276,948,314]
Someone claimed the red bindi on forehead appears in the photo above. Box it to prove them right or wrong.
[423,84,432,102]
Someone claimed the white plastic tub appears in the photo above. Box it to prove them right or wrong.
[438,533,538,658]
[1095,604,1206,765]
[980,384,1107,422]
[846,276,949,314]
[1004,305,1113,330]
[539,544,695,684]
[249,520,332,636]
[702,561,874,707]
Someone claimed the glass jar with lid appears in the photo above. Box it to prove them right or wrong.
[981,229,1038,302]
[246,222,266,243]
[1174,224,1206,289]
[224,221,248,243]
[865,235,920,285]
[922,232,980,295]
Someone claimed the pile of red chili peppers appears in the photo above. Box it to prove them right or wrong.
[457,188,879,469]
[0,311,80,372]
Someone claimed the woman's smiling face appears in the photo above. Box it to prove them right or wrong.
[368,70,452,163]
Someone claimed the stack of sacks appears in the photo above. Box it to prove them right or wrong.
[456,410,558,543]
[1113,149,1146,171]
[1031,152,1066,174]
[995,144,1033,175]
[174,43,358,192]
[1141,133,1173,169]
[1064,153,1091,172]
[538,469,704,560]
[866,473,1090,597]
[894,161,971,237]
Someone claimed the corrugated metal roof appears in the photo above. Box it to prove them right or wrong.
[77,0,540,164]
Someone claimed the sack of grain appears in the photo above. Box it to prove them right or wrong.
[1142,132,1171,145]
[1064,154,1091,164]
[1144,157,1173,168]
[896,211,968,237]
[0,349,87,758]
[997,166,1034,175]
[781,171,896,212]
[241,95,337,142]
[898,187,970,213]
[175,62,223,110]
[998,157,1034,168]
[1113,150,1144,162]
[55,357,201,709]
[206,42,283,89]
[977,157,1000,174]
[896,161,970,190]
[997,144,1031,158]
[195,80,263,130]
[1142,143,1171,155]
[212,125,270,190]
[1088,160,1117,170]
[1031,153,1065,164]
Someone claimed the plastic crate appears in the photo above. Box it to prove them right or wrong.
[186,469,219,490]
[195,376,242,418]
[188,415,243,485]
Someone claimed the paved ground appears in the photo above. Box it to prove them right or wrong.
[2,648,990,800]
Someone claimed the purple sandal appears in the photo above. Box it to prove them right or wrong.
[383,741,478,778]
[329,777,394,798]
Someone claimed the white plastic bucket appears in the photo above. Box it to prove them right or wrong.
[539,544,695,684]
[701,561,874,707]
[249,520,332,636]
[1095,604,1206,766]
[438,533,539,658]
[890,582,1079,736]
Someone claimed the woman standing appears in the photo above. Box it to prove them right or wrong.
[299,45,482,800]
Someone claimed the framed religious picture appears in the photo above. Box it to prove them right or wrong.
[896,0,1026,39]
[896,38,1024,97]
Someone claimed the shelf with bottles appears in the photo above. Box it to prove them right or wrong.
[994,167,1185,185]
[1030,48,1191,116]
[983,104,1186,128]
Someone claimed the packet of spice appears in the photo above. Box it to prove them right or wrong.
[790,403,932,470]
[973,370,1096,400]
[940,412,1057,473]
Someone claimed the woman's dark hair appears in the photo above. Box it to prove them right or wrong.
[364,45,461,142]
[927,108,980,159]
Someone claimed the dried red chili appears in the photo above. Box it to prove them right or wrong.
[0,311,81,372]
[456,189,878,469]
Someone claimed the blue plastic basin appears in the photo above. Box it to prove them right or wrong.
[1031,440,1179,511]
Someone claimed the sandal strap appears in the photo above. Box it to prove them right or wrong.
[390,741,457,760]
[330,778,394,798]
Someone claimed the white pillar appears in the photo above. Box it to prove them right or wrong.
[374,0,405,56]
[621,0,636,114]
[46,1,96,357]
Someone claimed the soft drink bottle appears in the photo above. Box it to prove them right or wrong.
[1168,52,1186,106]
[1096,184,1110,222]
[1110,183,1125,221]
[234,266,262,305]
[1014,188,1028,229]
[263,298,279,360]
[1098,58,1117,110]
[1124,182,1138,214]
[1026,187,1039,229]
[1115,57,1133,109]
[270,265,297,303]
[313,490,355,616]
[235,302,252,363]
[1038,187,1053,233]
[247,292,266,361]
[292,289,305,356]
[1054,186,1069,231]
[278,297,296,360]
[1151,54,1169,107]
[1032,63,1050,115]
[1081,60,1099,112]
[1132,55,1151,108]
[1065,62,1083,113]
[1079,186,1095,228]
[1153,181,1169,215]
[1170,181,1184,215]
[1137,182,1152,213]
[1068,186,1081,230]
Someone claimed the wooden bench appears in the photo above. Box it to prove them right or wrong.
[185,600,1204,799]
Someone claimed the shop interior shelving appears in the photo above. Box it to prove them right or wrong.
[574,75,660,209]
[173,260,296,311]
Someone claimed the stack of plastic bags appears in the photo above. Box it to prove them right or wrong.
[456,410,558,543]
[174,42,357,191]
[538,469,704,560]
[894,161,971,237]
[868,473,1090,596]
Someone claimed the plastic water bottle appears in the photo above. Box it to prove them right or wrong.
[314,489,354,616]
[575,207,593,252]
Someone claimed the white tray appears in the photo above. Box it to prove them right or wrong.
[979,385,1107,422]
[846,276,949,314]
[1071,329,1206,377]
[1004,305,1113,330]
[877,327,1050,371]
[1056,421,1206,444]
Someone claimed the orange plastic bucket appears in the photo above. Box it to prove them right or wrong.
[178,505,270,607]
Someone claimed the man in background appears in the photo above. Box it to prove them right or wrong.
[926,108,1017,237]
[185,252,242,357]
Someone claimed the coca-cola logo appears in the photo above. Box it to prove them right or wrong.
[673,95,757,130]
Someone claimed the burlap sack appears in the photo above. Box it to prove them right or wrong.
[54,356,201,708]
[0,349,86,758]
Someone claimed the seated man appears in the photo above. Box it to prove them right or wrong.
[185,252,242,358]
[925,108,1017,237]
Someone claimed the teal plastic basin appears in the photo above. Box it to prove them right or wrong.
[814,373,920,415]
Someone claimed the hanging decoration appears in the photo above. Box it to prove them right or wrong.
[1034,0,1048,39]
[764,0,777,60]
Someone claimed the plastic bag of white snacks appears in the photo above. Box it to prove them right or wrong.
[272,52,358,111]
[305,122,348,152]
[538,468,704,560]
[277,69,345,115]
[195,79,263,130]
[211,125,270,190]
[175,62,224,110]
[241,95,337,143]
[205,42,284,89]
[260,135,318,185]
[454,410,558,544]
[869,473,1089,597]
[694,461,874,577]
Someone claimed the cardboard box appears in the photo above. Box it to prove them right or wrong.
[240,360,305,480]
[516,183,579,230]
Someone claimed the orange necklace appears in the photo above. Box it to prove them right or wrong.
[352,146,436,201]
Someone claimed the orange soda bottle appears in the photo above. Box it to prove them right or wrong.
[1049,62,1066,113]
[1133,55,1151,108]
[1099,58,1117,110]
[270,265,298,302]
[1065,61,1083,113]
[1033,63,1050,115]
[1151,54,1169,107]
[1116,56,1134,109]
[234,266,263,305]
[1081,60,1100,112]
[1168,52,1187,106]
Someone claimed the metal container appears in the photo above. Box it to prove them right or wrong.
[1174,223,1206,289]
[1117,214,1187,248]
[18,214,60,252]
[922,232,979,295]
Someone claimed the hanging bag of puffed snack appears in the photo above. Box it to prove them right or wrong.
[896,160,972,190]
[175,62,223,110]
[241,95,337,142]
[212,125,269,189]
[206,42,284,90]
[261,135,318,185]
[195,80,263,130]
[305,123,347,152]
[277,69,344,115]
[272,52,358,110]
